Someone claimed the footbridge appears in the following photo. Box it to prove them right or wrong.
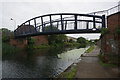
[14,13,106,38]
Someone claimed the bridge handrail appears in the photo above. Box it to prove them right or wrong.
[88,4,120,16]
[14,13,106,37]
[20,13,102,26]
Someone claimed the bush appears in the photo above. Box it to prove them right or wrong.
[77,37,88,48]
[2,36,10,42]
[48,34,67,46]
[100,28,109,35]
[2,42,16,54]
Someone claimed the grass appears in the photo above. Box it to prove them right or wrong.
[85,44,95,53]
[58,64,78,79]
[99,58,117,67]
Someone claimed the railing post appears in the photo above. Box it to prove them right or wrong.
[14,30,16,37]
[74,15,77,30]
[86,22,89,29]
[23,23,26,34]
[65,21,67,30]
[49,15,53,31]
[28,21,32,33]
[102,15,106,28]
[43,22,46,31]
[34,19,37,32]
[93,16,96,28]
[60,15,64,30]
[41,17,44,32]
[57,22,59,29]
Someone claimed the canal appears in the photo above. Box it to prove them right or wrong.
[2,47,88,78]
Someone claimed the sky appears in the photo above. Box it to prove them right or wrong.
[0,0,119,40]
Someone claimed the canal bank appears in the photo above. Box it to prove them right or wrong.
[57,45,119,78]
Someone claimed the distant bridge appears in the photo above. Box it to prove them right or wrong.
[14,13,106,38]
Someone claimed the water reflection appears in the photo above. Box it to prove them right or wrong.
[2,47,87,78]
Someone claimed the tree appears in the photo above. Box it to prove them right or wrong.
[77,37,87,48]
[43,25,59,32]
[48,34,67,45]
[44,25,67,46]
[69,39,75,43]
[1,28,14,42]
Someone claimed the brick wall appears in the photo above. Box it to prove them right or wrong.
[9,38,27,48]
[9,35,48,48]
[33,35,48,46]
[107,12,120,33]
[102,12,120,54]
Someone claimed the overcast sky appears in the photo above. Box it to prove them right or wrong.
[0,0,119,39]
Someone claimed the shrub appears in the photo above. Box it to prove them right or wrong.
[100,28,109,35]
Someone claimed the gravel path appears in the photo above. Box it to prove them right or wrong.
[75,45,119,78]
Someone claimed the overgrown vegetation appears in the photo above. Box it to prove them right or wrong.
[99,59,117,67]
[98,53,118,66]
[57,64,78,78]
[100,28,109,35]
[85,44,95,53]
[48,34,67,47]
[1,28,21,56]
[77,37,89,48]
[26,37,35,49]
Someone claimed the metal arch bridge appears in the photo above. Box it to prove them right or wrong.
[14,13,106,38]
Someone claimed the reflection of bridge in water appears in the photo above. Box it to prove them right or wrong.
[14,13,106,38]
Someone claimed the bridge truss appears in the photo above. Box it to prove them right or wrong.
[14,13,106,38]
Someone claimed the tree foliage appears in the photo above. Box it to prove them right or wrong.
[100,28,109,35]
[1,28,14,43]
[77,37,87,48]
[43,25,59,32]
[44,25,67,46]
[69,39,75,43]
[48,34,67,46]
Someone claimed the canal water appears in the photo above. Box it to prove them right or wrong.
[2,47,88,78]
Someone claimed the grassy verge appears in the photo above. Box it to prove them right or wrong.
[85,44,95,53]
[99,60,117,67]
[57,64,78,79]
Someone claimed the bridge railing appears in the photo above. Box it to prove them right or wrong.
[88,4,120,16]
[14,13,105,37]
